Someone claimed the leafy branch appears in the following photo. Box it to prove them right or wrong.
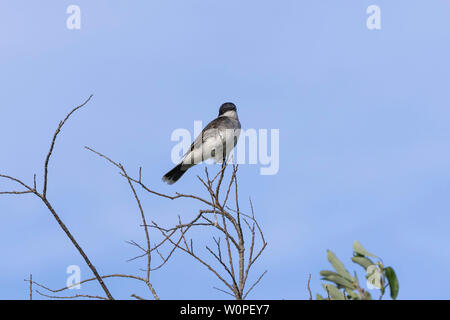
[317,241,399,300]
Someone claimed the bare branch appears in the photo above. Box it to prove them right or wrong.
[243,270,268,299]
[1,95,114,300]
[85,146,160,299]
[137,164,267,300]
[0,174,34,193]
[43,94,93,198]
[0,190,33,195]
[36,290,108,300]
[213,286,235,298]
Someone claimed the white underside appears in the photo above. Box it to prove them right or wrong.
[182,128,240,165]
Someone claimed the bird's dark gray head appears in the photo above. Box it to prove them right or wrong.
[218,102,237,117]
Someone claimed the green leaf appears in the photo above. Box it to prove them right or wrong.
[320,270,340,277]
[353,241,377,258]
[321,274,355,289]
[351,256,374,270]
[322,284,346,300]
[316,294,325,300]
[327,250,353,281]
[384,266,399,299]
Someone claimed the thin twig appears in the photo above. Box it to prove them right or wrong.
[243,270,268,299]
[43,95,93,198]
[307,274,312,300]
[29,274,33,300]
[36,290,107,300]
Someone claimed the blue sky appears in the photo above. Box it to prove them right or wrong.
[1,1,449,299]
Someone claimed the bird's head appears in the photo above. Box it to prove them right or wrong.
[218,102,238,118]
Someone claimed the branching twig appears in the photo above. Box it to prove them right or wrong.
[85,146,159,300]
[115,161,267,300]
[0,95,114,300]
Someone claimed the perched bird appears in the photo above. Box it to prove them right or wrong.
[162,102,241,184]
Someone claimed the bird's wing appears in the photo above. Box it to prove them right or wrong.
[182,117,223,158]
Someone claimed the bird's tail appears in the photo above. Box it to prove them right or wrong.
[162,163,193,185]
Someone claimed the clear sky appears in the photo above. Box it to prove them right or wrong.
[1,1,449,299]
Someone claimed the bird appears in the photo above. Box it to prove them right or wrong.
[162,102,241,184]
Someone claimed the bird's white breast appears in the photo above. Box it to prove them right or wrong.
[182,127,240,165]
